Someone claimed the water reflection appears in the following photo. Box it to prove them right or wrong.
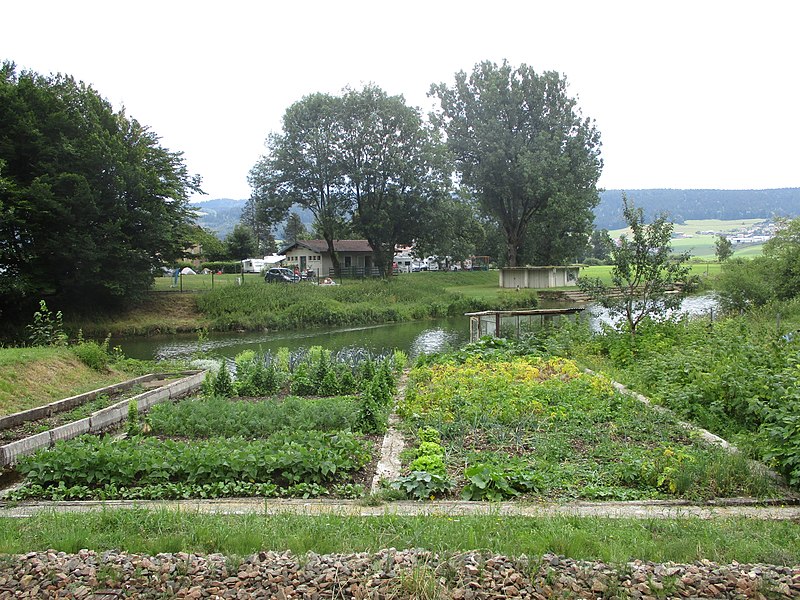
[409,328,462,357]
[587,293,719,330]
[118,294,719,362]
[118,317,470,362]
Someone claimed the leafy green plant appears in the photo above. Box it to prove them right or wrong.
[409,454,446,475]
[461,462,543,501]
[390,471,452,500]
[27,300,68,347]
[72,339,111,371]
[126,400,140,437]
[15,431,372,494]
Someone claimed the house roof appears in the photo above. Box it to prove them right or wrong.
[281,239,373,254]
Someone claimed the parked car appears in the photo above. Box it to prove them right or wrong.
[265,267,300,283]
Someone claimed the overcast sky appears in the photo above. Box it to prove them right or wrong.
[3,1,798,201]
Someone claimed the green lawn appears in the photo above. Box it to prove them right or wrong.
[1,511,799,565]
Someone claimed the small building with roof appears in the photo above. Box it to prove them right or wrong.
[280,239,375,277]
[499,266,581,289]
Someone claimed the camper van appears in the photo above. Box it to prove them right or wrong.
[241,258,266,273]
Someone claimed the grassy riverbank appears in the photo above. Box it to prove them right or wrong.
[68,272,537,337]
[0,347,138,416]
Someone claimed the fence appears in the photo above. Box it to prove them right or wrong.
[152,272,261,292]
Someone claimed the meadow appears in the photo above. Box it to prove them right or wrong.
[610,218,767,259]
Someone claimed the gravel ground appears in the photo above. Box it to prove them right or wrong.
[0,548,798,599]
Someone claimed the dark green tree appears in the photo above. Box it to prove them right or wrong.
[189,226,227,261]
[250,87,449,276]
[339,85,450,275]
[715,235,734,262]
[225,224,257,260]
[413,191,485,269]
[430,60,602,266]
[283,212,308,244]
[239,196,279,255]
[762,217,800,300]
[579,195,693,337]
[249,93,349,275]
[0,62,200,318]
[587,229,614,262]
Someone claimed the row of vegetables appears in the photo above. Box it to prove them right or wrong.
[4,341,784,502]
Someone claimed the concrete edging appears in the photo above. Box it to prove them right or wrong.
[0,371,204,467]
[0,374,160,431]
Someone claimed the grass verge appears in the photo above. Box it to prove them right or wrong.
[0,347,136,416]
[0,510,798,565]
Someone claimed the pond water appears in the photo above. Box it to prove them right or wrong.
[118,294,719,362]
[118,317,470,361]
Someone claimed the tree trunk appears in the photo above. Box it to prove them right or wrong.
[325,237,340,277]
[506,240,518,267]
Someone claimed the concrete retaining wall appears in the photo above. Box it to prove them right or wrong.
[0,374,161,431]
[0,371,205,467]
[1,431,52,467]
[50,417,91,443]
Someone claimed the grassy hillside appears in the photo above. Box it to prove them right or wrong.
[0,347,136,416]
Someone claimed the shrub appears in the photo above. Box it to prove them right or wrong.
[211,361,235,398]
[72,340,110,371]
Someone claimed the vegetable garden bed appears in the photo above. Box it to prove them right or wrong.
[392,341,787,502]
[5,348,404,501]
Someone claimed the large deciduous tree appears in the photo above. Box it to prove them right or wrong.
[430,60,603,266]
[339,85,450,275]
[0,62,201,319]
[249,86,449,276]
[248,93,350,274]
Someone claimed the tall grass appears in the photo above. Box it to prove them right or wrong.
[1,510,798,565]
[195,274,535,331]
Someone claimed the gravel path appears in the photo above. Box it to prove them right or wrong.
[1,548,798,599]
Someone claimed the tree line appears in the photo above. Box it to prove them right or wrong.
[242,61,602,275]
[0,58,603,320]
[594,188,800,230]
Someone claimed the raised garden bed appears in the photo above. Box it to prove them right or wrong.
[0,371,205,468]
[4,349,403,501]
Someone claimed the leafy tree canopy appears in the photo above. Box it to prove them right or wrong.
[0,62,201,319]
[579,195,694,337]
[249,85,449,275]
[714,234,733,263]
[430,60,602,267]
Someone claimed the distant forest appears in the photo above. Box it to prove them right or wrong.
[194,188,800,238]
[596,188,800,229]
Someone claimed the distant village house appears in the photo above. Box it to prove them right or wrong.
[281,240,374,277]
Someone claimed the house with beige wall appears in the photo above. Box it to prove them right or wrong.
[281,240,374,277]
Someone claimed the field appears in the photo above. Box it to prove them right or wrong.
[610,218,767,258]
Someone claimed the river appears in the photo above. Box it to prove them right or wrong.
[118,294,719,362]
